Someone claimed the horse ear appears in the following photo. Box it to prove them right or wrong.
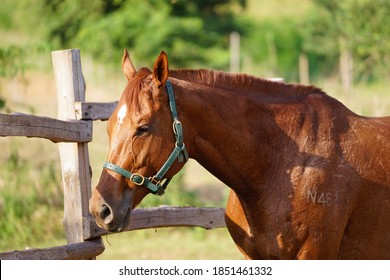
[122,49,137,81]
[153,51,169,88]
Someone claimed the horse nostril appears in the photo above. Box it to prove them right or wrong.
[99,204,113,224]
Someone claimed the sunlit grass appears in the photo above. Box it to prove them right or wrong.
[97,227,243,260]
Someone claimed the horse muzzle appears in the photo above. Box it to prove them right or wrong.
[89,187,133,232]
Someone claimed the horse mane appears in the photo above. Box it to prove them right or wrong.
[123,67,326,106]
[170,69,326,97]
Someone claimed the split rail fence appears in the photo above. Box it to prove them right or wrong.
[0,49,226,260]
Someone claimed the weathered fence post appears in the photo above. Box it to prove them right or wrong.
[51,49,94,244]
[299,53,309,85]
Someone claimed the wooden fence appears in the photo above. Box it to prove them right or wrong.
[0,49,226,260]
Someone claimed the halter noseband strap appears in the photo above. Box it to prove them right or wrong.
[103,80,189,196]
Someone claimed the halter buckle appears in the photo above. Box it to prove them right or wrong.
[129,173,145,186]
[149,176,170,196]
[149,176,162,185]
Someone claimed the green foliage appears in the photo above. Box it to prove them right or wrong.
[307,0,390,80]
[243,18,303,80]
[0,46,27,78]
[300,7,340,78]
[0,43,51,112]
[2,0,390,81]
[0,0,13,29]
[0,45,25,112]
[339,0,390,79]
[0,143,64,251]
[41,0,247,69]
[3,0,390,80]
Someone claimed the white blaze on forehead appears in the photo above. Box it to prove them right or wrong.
[110,104,128,151]
[117,104,128,124]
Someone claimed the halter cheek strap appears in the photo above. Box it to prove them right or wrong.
[103,80,189,196]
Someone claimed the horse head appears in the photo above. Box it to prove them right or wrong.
[89,50,187,232]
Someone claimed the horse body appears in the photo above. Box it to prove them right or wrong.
[89,51,390,259]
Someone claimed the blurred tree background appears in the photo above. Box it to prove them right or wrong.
[1,0,389,81]
[1,0,390,254]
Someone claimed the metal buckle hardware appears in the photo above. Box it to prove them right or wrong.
[130,173,145,186]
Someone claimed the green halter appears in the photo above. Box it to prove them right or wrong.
[103,80,189,196]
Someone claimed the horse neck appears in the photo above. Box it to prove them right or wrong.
[172,76,283,194]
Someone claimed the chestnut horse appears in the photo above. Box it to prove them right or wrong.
[89,50,390,259]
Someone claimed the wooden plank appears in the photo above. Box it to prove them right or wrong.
[0,113,92,142]
[0,239,104,260]
[84,206,227,240]
[75,101,118,120]
[52,49,95,246]
[299,53,309,85]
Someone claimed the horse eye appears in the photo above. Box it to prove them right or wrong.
[137,124,150,136]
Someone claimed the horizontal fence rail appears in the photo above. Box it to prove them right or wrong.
[83,206,227,240]
[0,239,104,260]
[75,101,118,121]
[0,113,92,142]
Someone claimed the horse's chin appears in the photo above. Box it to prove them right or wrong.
[114,207,132,232]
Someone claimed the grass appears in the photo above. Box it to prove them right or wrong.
[0,137,65,251]
[97,228,243,260]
